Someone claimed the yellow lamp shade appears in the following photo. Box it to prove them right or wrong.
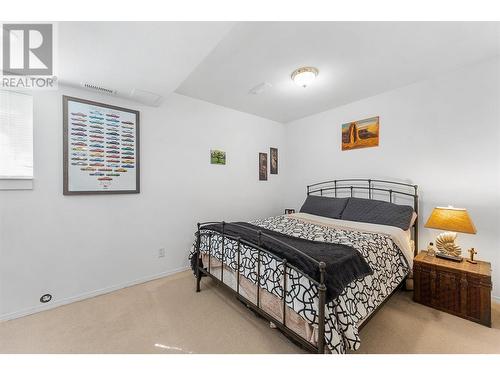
[424,206,476,234]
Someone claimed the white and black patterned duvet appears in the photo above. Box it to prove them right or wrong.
[190,214,410,353]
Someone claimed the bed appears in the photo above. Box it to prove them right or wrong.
[189,179,419,354]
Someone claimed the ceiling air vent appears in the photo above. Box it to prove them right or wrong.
[249,82,272,95]
[81,82,117,95]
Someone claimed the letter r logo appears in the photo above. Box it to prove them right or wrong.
[2,24,53,76]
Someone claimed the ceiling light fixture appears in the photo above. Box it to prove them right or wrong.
[291,66,319,88]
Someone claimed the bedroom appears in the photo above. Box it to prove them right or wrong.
[1,1,500,373]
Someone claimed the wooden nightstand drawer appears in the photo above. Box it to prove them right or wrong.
[413,251,492,327]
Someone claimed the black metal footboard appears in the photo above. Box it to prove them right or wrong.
[194,221,327,354]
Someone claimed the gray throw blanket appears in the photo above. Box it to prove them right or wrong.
[192,222,372,302]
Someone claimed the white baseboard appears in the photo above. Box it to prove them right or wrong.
[493,295,500,303]
[0,266,189,322]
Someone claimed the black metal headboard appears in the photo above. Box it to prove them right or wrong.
[307,178,419,255]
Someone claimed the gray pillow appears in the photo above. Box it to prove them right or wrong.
[341,197,414,230]
[299,196,349,219]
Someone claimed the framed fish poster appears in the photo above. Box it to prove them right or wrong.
[63,96,140,195]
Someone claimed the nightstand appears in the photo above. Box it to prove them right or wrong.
[413,251,492,327]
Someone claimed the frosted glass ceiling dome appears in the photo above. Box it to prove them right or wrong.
[291,66,319,88]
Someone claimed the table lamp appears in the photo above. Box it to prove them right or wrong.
[424,206,476,262]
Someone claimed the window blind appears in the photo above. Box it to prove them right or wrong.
[0,90,33,179]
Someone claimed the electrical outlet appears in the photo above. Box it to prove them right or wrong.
[40,294,52,303]
[158,248,166,258]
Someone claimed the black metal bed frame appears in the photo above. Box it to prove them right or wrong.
[194,178,419,354]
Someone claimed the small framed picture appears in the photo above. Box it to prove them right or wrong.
[341,116,379,151]
[210,149,226,165]
[270,147,278,174]
[259,153,267,181]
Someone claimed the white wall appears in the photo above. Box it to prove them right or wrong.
[0,88,286,319]
[284,57,500,298]
[2,57,499,320]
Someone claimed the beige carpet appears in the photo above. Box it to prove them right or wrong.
[1,270,499,354]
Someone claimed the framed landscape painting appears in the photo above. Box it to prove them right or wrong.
[341,116,379,151]
[63,96,140,195]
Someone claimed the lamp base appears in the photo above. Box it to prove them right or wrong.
[435,231,462,257]
[435,252,463,262]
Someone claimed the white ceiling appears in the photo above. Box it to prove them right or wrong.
[176,22,500,123]
[57,22,500,122]
[58,22,234,104]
